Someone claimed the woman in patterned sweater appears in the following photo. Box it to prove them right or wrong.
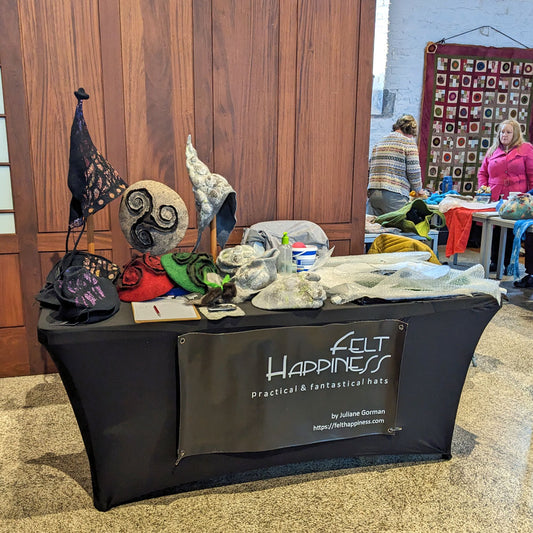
[367,114,425,216]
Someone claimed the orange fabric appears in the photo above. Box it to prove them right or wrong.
[444,208,495,257]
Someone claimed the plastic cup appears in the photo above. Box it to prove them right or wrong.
[292,245,318,272]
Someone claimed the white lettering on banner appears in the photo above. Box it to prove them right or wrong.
[266,354,391,381]
[330,332,389,355]
[265,332,395,382]
[250,378,391,400]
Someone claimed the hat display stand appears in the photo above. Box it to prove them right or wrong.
[86,215,96,254]
[210,216,217,260]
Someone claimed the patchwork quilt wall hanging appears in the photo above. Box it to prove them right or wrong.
[419,42,533,194]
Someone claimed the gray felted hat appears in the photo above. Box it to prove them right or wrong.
[119,180,189,256]
[230,248,279,302]
[216,244,258,276]
[185,135,237,251]
[251,272,326,310]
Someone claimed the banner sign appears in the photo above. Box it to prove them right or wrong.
[177,320,406,461]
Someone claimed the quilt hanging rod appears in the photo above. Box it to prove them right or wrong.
[436,26,530,49]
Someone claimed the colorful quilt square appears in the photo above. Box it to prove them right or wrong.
[495,107,507,120]
[462,74,472,87]
[435,89,446,102]
[447,91,459,104]
[487,60,499,73]
[500,61,512,74]
[509,92,520,105]
[437,57,449,71]
[463,58,475,72]
[486,76,497,89]
[473,77,486,89]
[462,181,475,193]
[498,78,509,90]
[450,58,461,71]
[474,60,487,72]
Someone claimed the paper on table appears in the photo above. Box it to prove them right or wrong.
[131,298,201,323]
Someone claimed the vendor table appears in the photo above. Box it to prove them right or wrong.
[484,215,533,279]
[470,213,533,279]
[471,211,498,277]
[38,295,500,511]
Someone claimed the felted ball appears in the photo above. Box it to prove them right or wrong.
[119,180,189,255]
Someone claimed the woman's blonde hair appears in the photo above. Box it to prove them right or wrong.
[392,114,417,136]
[486,119,524,157]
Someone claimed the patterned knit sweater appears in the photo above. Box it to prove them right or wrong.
[367,131,422,197]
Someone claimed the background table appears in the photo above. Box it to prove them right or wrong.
[38,295,500,511]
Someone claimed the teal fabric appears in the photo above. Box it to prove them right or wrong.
[508,219,533,278]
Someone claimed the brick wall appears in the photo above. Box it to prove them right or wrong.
[369,0,533,152]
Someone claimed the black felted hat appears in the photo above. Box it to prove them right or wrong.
[53,266,120,324]
[68,88,128,228]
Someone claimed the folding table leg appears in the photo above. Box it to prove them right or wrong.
[479,221,493,278]
[496,227,507,279]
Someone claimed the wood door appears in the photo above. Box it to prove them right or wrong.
[0,0,375,377]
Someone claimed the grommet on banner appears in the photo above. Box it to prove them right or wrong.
[175,449,186,466]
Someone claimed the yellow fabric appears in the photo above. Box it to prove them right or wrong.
[367,233,441,265]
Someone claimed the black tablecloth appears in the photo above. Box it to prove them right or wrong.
[38,295,500,511]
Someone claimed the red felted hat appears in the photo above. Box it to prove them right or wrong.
[117,254,175,302]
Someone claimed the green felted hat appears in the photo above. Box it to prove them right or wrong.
[160,252,218,294]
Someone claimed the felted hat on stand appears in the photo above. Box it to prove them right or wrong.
[185,135,237,251]
[67,88,128,228]
[117,254,175,302]
[119,180,189,255]
[161,252,218,294]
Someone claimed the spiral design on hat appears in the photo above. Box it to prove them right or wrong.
[125,188,180,251]
[119,181,189,255]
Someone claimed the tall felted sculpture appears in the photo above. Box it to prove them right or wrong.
[185,135,237,253]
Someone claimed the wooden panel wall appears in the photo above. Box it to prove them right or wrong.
[21,0,108,234]
[295,0,360,224]
[0,0,375,377]
[211,0,279,225]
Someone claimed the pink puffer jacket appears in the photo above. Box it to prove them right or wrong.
[477,142,533,201]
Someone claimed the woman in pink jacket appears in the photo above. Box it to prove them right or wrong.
[477,119,533,272]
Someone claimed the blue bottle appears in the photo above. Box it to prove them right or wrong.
[442,175,453,193]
